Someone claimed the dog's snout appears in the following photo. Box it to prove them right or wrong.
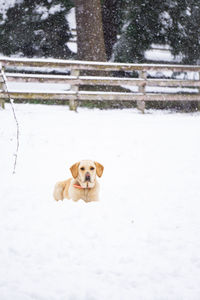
[85,172,91,181]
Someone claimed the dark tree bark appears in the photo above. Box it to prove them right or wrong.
[102,0,119,60]
[74,0,107,61]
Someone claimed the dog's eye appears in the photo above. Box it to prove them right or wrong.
[80,167,85,171]
[90,167,95,171]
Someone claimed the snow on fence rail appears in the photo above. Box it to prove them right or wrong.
[0,57,200,111]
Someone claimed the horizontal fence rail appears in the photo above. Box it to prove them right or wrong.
[0,57,200,111]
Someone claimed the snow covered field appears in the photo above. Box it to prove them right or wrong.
[1,103,200,300]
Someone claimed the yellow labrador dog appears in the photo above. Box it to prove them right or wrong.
[53,160,104,203]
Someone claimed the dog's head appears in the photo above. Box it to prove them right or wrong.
[70,160,104,188]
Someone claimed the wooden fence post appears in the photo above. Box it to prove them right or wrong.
[137,70,146,113]
[0,65,6,109]
[198,72,200,111]
[69,69,80,111]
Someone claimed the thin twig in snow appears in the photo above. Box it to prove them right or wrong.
[1,66,20,174]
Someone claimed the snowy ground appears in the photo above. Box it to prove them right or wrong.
[1,103,200,300]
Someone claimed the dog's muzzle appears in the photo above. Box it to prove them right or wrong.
[85,172,91,182]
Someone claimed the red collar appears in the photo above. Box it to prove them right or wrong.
[73,183,91,190]
[73,184,84,189]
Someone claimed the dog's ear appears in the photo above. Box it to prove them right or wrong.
[70,162,80,178]
[95,162,104,177]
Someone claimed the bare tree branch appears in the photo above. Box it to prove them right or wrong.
[1,66,20,174]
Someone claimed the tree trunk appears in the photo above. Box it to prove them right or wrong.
[102,0,118,60]
[74,0,107,61]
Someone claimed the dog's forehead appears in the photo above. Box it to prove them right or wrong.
[79,160,95,168]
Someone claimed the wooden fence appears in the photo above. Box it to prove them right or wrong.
[0,57,200,112]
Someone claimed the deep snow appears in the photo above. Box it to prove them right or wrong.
[1,103,200,300]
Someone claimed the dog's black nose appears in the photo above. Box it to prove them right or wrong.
[85,172,91,181]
